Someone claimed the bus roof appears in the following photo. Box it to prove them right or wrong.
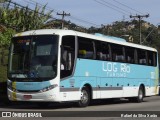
[14,29,157,52]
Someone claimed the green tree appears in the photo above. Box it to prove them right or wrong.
[0,27,15,65]
[0,1,53,32]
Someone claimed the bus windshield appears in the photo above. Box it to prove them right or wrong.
[8,35,59,81]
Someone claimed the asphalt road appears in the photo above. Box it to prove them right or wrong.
[0,96,160,120]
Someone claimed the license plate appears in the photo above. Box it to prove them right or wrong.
[23,95,32,99]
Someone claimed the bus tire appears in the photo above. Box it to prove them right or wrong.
[129,86,144,103]
[136,86,144,103]
[78,87,90,107]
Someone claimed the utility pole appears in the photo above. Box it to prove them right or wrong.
[130,14,149,44]
[57,11,70,29]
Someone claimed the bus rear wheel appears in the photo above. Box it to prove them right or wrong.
[129,86,144,103]
[136,86,144,103]
[78,87,90,107]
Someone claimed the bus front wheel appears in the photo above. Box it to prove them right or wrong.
[78,87,90,107]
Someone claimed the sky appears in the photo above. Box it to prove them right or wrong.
[12,0,160,28]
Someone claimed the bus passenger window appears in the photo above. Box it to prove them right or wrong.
[148,52,153,66]
[125,47,135,64]
[148,51,157,66]
[78,37,95,59]
[96,42,110,61]
[137,49,147,65]
[111,44,125,62]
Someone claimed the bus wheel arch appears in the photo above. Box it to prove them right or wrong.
[78,84,92,107]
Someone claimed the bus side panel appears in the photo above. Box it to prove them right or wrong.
[60,59,159,101]
[122,64,158,97]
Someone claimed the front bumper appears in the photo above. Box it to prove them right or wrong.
[7,88,59,102]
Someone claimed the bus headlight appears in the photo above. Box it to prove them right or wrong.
[39,84,58,93]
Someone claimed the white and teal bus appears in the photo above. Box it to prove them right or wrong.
[7,29,159,107]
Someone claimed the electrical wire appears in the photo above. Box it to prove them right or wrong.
[112,0,144,15]
[29,0,61,12]
[94,0,129,16]
[27,0,100,27]
[100,0,131,14]
[69,15,100,27]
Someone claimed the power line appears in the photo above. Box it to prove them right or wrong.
[28,0,121,27]
[7,0,53,18]
[26,0,100,27]
[19,0,61,22]
[23,0,36,7]
[28,0,61,14]
[2,0,66,31]
[94,0,129,16]
[29,0,61,12]
[112,0,144,15]
[100,0,131,15]
[69,15,100,27]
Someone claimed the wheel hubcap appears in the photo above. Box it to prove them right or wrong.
[139,90,143,100]
[81,90,88,104]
